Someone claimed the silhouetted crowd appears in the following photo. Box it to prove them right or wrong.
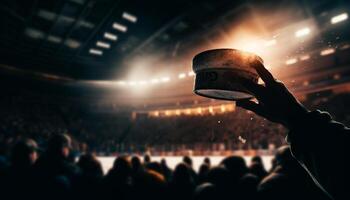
[0,134,330,200]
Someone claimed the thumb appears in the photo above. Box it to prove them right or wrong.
[236,99,267,117]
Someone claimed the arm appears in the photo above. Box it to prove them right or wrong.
[236,62,349,200]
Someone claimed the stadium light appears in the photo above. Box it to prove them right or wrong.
[117,81,126,85]
[104,32,118,41]
[161,77,170,82]
[264,39,276,47]
[137,80,148,85]
[89,48,103,55]
[113,22,127,32]
[331,13,348,24]
[300,55,310,61]
[286,58,297,65]
[122,12,137,23]
[188,71,195,76]
[295,27,310,38]
[96,41,111,49]
[320,48,335,56]
[65,39,80,49]
[25,28,45,39]
[208,106,214,114]
[220,105,226,112]
[340,44,350,50]
[178,73,186,79]
[47,35,62,43]
[151,78,159,84]
[128,81,136,86]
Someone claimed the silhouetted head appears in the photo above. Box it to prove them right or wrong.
[160,158,167,166]
[251,156,263,165]
[112,156,132,174]
[198,164,210,183]
[173,163,193,184]
[207,166,231,187]
[220,156,248,181]
[78,154,103,177]
[203,157,211,167]
[144,154,151,164]
[131,156,142,172]
[183,156,193,168]
[47,134,71,159]
[133,169,166,200]
[194,183,217,200]
[238,173,259,199]
[146,161,163,175]
[11,139,38,167]
[249,162,267,180]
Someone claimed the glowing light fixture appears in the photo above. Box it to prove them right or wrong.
[286,58,297,65]
[104,32,117,41]
[113,22,127,32]
[96,41,110,49]
[89,48,103,55]
[331,13,348,24]
[320,48,335,56]
[178,73,186,79]
[122,12,137,23]
[295,27,310,38]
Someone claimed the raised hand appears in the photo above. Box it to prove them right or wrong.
[236,61,309,129]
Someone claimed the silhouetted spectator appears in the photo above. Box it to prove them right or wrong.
[34,134,80,199]
[131,156,143,174]
[220,156,248,184]
[183,156,198,184]
[198,164,210,184]
[193,183,217,200]
[146,161,163,175]
[132,169,167,200]
[203,157,211,167]
[102,156,132,200]
[239,173,259,200]
[206,166,232,198]
[258,146,330,200]
[76,154,103,199]
[169,163,196,200]
[161,158,173,181]
[249,162,268,181]
[143,154,151,165]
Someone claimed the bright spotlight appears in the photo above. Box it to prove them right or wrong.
[331,13,348,24]
[89,48,103,55]
[295,27,310,38]
[113,22,127,32]
[286,58,297,65]
[122,12,137,23]
[178,73,186,79]
[151,79,159,84]
[96,41,110,49]
[104,32,118,41]
[161,77,170,82]
[264,39,276,47]
[300,55,310,61]
[128,81,136,86]
[137,80,148,85]
[117,81,126,85]
[320,48,335,56]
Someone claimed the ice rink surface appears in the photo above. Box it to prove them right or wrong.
[98,155,273,174]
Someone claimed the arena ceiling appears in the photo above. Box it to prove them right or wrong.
[1,0,348,81]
